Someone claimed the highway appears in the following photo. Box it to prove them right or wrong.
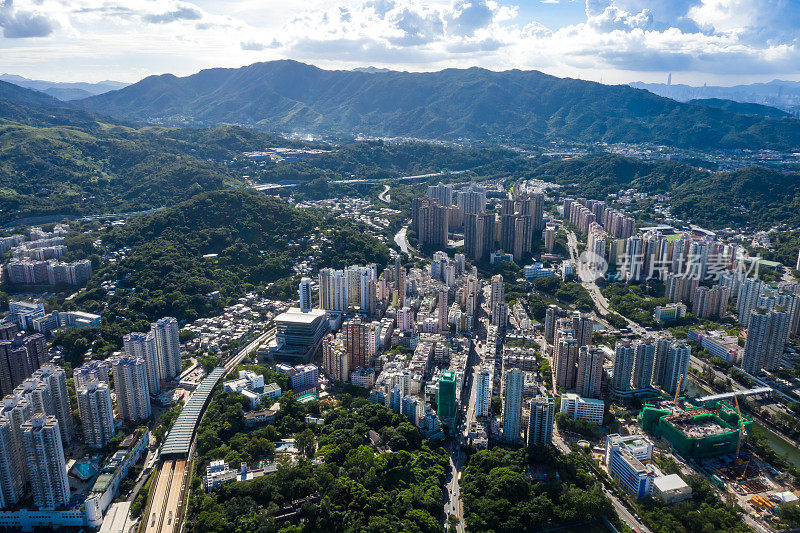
[393,222,422,259]
[377,184,391,204]
[252,170,469,192]
[224,327,276,374]
[442,293,490,533]
[143,459,186,533]
[139,327,276,532]
[562,227,655,533]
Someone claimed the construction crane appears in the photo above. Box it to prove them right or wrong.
[673,374,683,408]
[734,394,746,458]
[739,458,751,481]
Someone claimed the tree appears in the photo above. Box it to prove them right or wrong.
[296,428,316,458]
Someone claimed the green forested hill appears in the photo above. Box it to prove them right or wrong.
[688,98,791,119]
[91,189,388,321]
[80,60,800,151]
[0,123,244,222]
[54,190,390,363]
[0,81,302,223]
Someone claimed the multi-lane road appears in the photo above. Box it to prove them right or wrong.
[143,459,186,533]
[252,170,469,192]
[139,327,276,532]
[562,228,656,533]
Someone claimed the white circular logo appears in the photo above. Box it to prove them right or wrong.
[577,250,608,283]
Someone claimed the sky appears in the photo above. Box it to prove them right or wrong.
[1,0,799,86]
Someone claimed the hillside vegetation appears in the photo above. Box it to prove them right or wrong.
[51,190,389,365]
[80,60,800,151]
[0,80,313,223]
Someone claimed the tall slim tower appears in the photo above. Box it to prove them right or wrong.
[554,336,579,389]
[475,364,491,418]
[438,289,449,333]
[123,332,159,394]
[632,339,656,390]
[437,370,458,426]
[21,413,70,510]
[299,277,313,313]
[576,346,603,399]
[0,394,32,490]
[344,319,370,372]
[502,368,524,443]
[151,317,181,381]
[737,279,764,328]
[0,416,25,508]
[112,356,151,424]
[572,311,593,348]
[17,365,73,447]
[611,342,635,393]
[544,304,560,343]
[77,381,115,449]
[663,342,691,395]
[743,307,790,374]
[527,395,555,446]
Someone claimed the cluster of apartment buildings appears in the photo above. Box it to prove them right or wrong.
[412,182,546,264]
[114,316,183,421]
[564,198,634,239]
[3,224,93,287]
[0,363,75,516]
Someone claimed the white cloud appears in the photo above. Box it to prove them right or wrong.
[142,5,202,24]
[0,0,58,38]
[1,0,800,85]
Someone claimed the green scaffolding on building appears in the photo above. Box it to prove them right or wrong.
[638,399,752,459]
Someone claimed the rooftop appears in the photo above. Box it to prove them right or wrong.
[274,307,326,324]
[654,474,689,492]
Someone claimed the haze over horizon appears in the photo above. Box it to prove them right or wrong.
[1,0,799,86]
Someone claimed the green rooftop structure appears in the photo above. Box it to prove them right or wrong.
[437,370,458,426]
[297,393,316,404]
[638,399,752,459]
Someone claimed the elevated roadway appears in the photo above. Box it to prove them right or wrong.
[139,328,275,532]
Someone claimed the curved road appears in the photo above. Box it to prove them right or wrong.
[378,184,391,204]
[563,227,653,533]
[140,328,276,533]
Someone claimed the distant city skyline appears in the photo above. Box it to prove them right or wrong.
[0,1,798,86]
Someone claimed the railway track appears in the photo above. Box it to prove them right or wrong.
[139,328,275,532]
[142,459,186,533]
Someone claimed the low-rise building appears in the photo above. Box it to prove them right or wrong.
[350,367,375,388]
[524,262,556,279]
[223,371,281,409]
[204,460,237,489]
[654,303,686,324]
[244,407,278,428]
[560,393,604,425]
[687,328,741,365]
[653,474,692,503]
[276,363,319,391]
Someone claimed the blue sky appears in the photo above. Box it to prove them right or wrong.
[1,1,798,86]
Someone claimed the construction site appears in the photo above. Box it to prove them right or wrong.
[638,396,752,459]
[637,385,800,527]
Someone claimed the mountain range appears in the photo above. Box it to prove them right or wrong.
[76,60,800,151]
[0,74,127,101]
[0,79,262,223]
[630,80,800,115]
[686,98,791,119]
